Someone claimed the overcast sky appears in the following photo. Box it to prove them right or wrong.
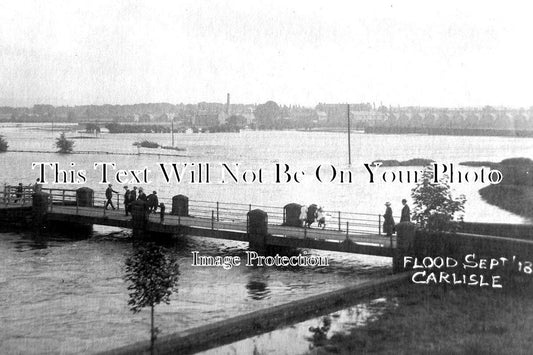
[1,1,532,107]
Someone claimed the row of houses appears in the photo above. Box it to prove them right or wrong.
[374,109,533,130]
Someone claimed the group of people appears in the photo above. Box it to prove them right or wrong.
[104,184,160,216]
[299,204,327,229]
[12,180,40,203]
[382,199,411,236]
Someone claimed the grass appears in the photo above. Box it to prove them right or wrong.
[479,185,533,219]
[311,276,533,354]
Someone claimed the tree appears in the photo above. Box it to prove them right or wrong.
[124,243,180,354]
[254,101,280,129]
[67,110,77,122]
[0,136,8,152]
[55,132,74,154]
[411,167,466,232]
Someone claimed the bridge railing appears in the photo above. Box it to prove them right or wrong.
[167,198,386,236]
[2,185,34,206]
[5,185,396,237]
[42,188,79,206]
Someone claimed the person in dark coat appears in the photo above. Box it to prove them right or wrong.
[105,184,118,210]
[147,191,159,213]
[383,202,395,236]
[33,179,42,192]
[400,199,411,223]
[306,204,318,228]
[130,186,137,201]
[14,183,23,203]
[123,186,131,216]
[137,187,147,201]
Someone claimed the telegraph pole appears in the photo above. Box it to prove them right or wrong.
[171,118,174,147]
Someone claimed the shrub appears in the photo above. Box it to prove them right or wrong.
[411,167,466,232]
[55,132,74,154]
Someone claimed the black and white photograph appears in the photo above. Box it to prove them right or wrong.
[1,1,533,354]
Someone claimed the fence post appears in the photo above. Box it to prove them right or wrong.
[117,193,120,210]
[338,211,341,231]
[216,202,219,221]
[249,204,251,212]
[211,210,214,230]
[103,201,106,216]
[304,226,307,238]
[378,215,381,236]
[346,221,349,239]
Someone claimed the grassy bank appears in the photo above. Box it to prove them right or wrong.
[459,158,533,220]
[311,277,533,354]
[480,184,533,219]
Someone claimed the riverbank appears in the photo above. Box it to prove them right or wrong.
[462,158,533,220]
[310,276,533,354]
[479,185,533,220]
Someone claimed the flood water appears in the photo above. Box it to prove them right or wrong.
[0,124,530,353]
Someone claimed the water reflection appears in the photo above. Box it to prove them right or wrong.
[246,279,271,300]
[12,235,49,251]
[123,240,180,352]
[200,297,396,355]
[307,316,332,348]
[0,228,391,354]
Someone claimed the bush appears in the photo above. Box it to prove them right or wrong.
[55,132,74,154]
[0,136,8,152]
[411,167,466,232]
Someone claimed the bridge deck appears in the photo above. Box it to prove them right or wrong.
[45,206,396,257]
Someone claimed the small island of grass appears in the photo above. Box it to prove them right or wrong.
[133,140,185,151]
[371,158,435,167]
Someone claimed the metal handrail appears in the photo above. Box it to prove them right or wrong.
[3,185,396,236]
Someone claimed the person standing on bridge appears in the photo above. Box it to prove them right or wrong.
[130,186,137,202]
[14,183,23,203]
[316,207,326,229]
[137,187,147,201]
[300,205,308,228]
[123,186,132,216]
[33,179,42,193]
[147,191,158,213]
[105,184,118,210]
[400,199,411,223]
[383,202,395,236]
